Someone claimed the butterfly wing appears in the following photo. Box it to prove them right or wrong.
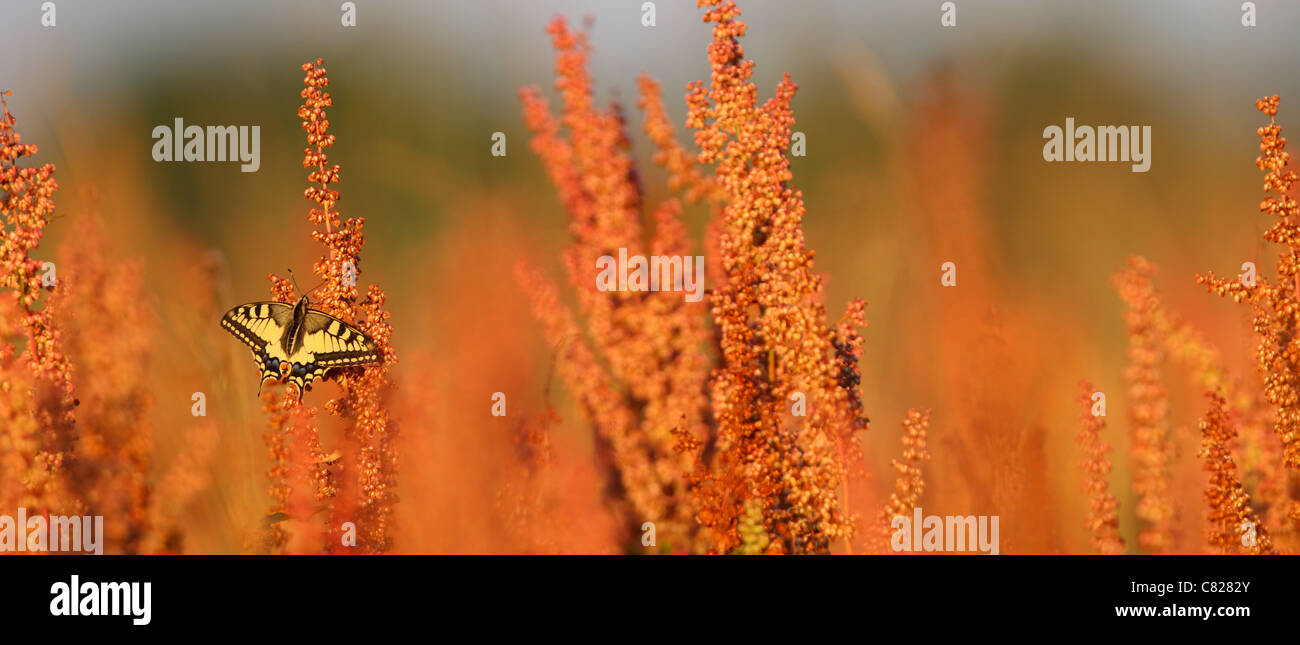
[280,309,381,391]
[220,302,296,384]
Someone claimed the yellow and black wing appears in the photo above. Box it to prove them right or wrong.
[285,310,381,390]
[220,302,296,385]
[221,301,380,394]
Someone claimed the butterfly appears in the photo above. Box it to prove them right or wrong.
[220,294,380,396]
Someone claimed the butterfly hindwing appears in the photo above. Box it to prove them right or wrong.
[282,310,380,391]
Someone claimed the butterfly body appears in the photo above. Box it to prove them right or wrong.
[221,295,379,395]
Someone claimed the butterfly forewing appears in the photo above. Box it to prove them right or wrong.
[220,302,294,353]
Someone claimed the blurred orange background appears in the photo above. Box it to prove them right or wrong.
[3,0,1298,554]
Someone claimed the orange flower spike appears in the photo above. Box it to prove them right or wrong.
[689,0,867,553]
[879,409,930,532]
[1112,256,1174,553]
[300,60,398,553]
[1199,96,1300,477]
[255,60,398,553]
[1076,381,1125,555]
[0,90,76,514]
[517,5,875,553]
[1198,391,1273,554]
[517,15,712,552]
[637,73,722,204]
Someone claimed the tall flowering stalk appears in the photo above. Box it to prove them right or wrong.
[1199,95,1300,533]
[1076,381,1125,555]
[518,19,711,552]
[1,93,206,553]
[1198,392,1273,554]
[685,0,869,554]
[876,409,930,552]
[498,401,563,554]
[52,214,158,553]
[1113,257,1174,553]
[0,90,75,516]
[261,60,399,554]
[1112,255,1293,550]
[519,2,875,554]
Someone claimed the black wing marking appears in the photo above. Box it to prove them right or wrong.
[282,310,381,392]
[220,302,294,351]
[220,302,297,386]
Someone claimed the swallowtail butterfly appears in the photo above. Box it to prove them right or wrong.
[220,295,380,395]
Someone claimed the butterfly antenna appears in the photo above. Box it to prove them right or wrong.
[287,268,329,300]
[305,277,328,299]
